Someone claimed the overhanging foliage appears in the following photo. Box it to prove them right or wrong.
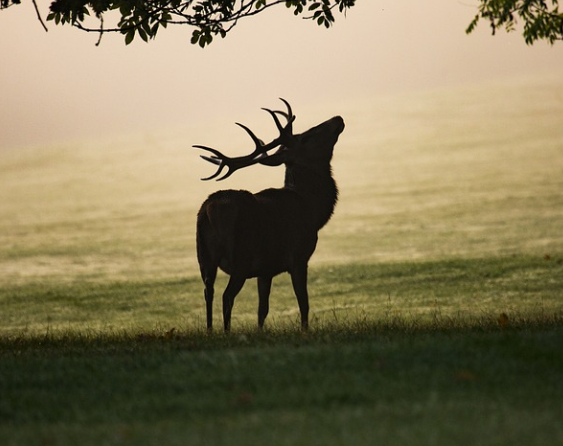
[1,0,561,45]
[466,0,563,44]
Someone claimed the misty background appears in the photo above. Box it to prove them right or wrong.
[2,0,563,150]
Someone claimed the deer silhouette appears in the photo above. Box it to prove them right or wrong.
[195,99,344,331]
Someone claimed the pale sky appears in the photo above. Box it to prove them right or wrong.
[1,0,563,149]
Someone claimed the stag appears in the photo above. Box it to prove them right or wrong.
[195,99,344,331]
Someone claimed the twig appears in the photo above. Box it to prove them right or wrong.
[95,14,104,46]
[32,0,48,32]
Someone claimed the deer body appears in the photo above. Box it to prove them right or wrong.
[195,102,344,331]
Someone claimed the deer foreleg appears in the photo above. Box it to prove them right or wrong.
[222,275,246,332]
[290,266,309,330]
[257,276,273,329]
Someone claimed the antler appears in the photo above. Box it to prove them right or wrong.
[194,98,295,181]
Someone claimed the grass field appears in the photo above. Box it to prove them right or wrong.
[1,76,563,445]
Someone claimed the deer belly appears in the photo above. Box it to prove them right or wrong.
[218,233,316,278]
[251,249,291,277]
[231,245,291,278]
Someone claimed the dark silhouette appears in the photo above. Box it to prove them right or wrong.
[195,99,345,331]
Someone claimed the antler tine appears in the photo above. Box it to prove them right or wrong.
[279,97,293,120]
[201,169,225,181]
[271,98,295,125]
[193,145,223,160]
[193,145,230,181]
[262,107,284,133]
[235,122,266,158]
[200,164,227,181]
[200,155,221,166]
[262,97,295,134]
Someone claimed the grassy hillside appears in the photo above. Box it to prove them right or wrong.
[1,77,562,446]
[1,76,562,332]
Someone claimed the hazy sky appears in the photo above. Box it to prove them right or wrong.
[1,1,563,149]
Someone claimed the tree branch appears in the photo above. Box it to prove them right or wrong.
[8,0,357,46]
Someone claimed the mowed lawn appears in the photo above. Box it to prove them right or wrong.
[1,313,562,446]
[1,77,563,445]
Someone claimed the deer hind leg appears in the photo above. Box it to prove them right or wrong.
[290,266,309,330]
[257,276,273,329]
[201,267,217,332]
[222,275,246,332]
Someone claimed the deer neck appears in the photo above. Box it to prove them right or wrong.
[284,164,338,229]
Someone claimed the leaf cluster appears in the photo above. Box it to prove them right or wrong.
[466,0,563,44]
[0,0,19,8]
[287,0,354,28]
[39,0,354,46]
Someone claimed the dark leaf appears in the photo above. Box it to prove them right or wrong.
[125,29,135,45]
